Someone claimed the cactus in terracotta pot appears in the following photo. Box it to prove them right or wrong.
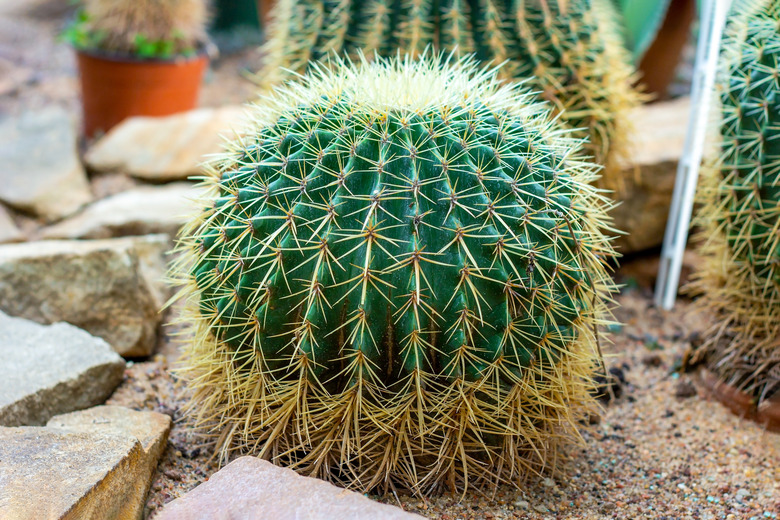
[62,0,212,137]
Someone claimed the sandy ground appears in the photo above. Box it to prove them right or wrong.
[107,269,780,519]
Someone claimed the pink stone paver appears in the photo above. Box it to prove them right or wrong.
[154,456,424,520]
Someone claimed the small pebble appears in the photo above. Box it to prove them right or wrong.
[675,379,697,398]
[642,354,664,367]
[164,469,184,481]
[594,366,627,402]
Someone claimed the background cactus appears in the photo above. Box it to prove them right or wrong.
[172,55,616,494]
[690,0,780,404]
[258,0,642,191]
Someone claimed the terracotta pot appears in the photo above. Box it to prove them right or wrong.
[698,369,780,432]
[76,50,208,138]
[638,0,696,99]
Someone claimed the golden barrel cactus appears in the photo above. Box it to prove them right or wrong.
[171,55,617,494]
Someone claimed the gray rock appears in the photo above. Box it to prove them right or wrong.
[0,312,125,426]
[0,204,21,244]
[85,106,247,182]
[155,456,424,520]
[41,182,207,240]
[0,427,146,520]
[0,235,170,357]
[0,107,92,221]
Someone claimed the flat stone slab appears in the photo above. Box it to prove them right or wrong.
[0,107,92,221]
[47,405,172,488]
[0,235,170,357]
[155,456,424,520]
[0,428,142,520]
[0,312,125,426]
[41,182,207,240]
[0,405,170,520]
[85,106,247,182]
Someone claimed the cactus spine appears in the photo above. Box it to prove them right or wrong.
[691,0,780,404]
[172,55,616,494]
[258,0,642,191]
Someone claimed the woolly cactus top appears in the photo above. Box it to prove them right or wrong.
[172,55,616,494]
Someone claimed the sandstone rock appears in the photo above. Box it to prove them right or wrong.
[0,427,146,519]
[41,182,207,240]
[613,97,689,254]
[0,406,171,519]
[47,405,172,483]
[0,204,21,243]
[85,106,247,182]
[0,107,92,221]
[0,235,170,357]
[155,456,424,520]
[0,312,125,426]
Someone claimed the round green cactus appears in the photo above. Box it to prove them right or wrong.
[258,0,642,191]
[172,55,616,493]
[691,0,780,402]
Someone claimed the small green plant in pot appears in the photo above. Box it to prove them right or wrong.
[170,53,618,494]
[63,0,211,137]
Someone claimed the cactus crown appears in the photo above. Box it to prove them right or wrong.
[691,0,780,401]
[259,0,642,190]
[172,54,616,494]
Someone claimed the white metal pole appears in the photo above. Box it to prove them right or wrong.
[654,0,731,310]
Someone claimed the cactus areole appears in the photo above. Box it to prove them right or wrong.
[172,55,616,494]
